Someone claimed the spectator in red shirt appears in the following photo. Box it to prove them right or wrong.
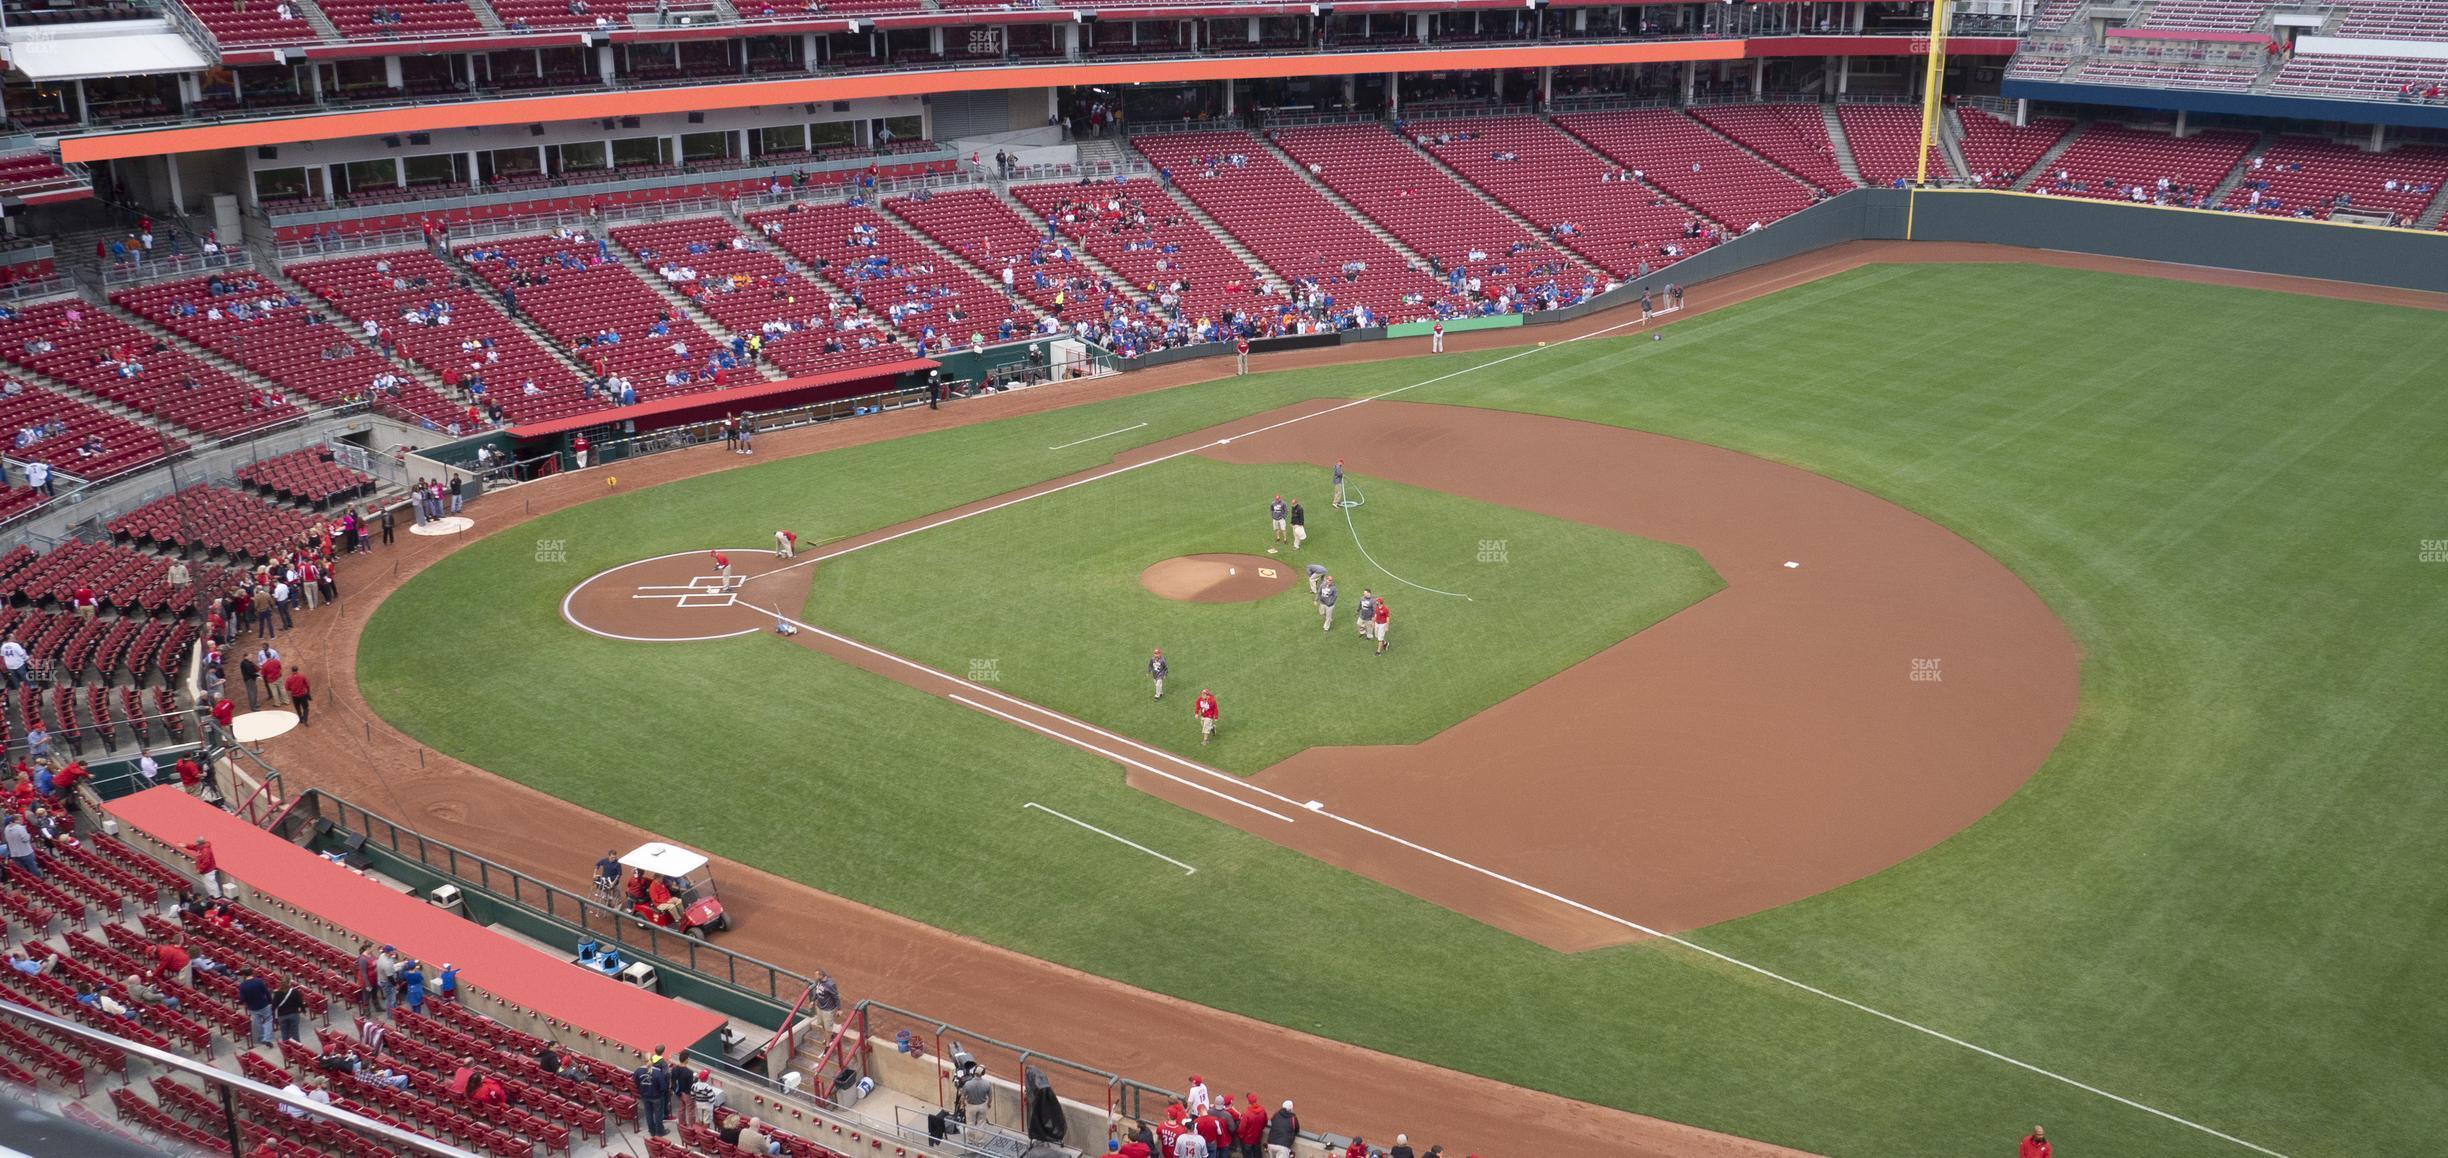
[284,665,313,726]
[1195,1105,1232,1157]
[2020,1127,2050,1158]
[210,697,235,746]
[185,837,220,896]
[150,936,192,986]
[259,654,284,705]
[1235,1096,1266,1157]
[175,754,204,797]
[70,584,95,620]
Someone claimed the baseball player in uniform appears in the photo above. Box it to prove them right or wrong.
[1270,495,1287,544]
[775,529,798,558]
[1234,336,1249,376]
[1288,499,1306,550]
[1373,598,1391,654]
[711,549,735,588]
[1195,689,1219,745]
[1354,588,1376,638]
[1315,574,1336,632]
[1430,319,1444,353]
[1148,648,1168,701]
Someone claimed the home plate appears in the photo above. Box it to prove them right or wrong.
[1783,561,1800,569]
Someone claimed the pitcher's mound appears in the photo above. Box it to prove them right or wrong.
[1141,554,1295,603]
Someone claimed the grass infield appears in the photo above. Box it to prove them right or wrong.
[362,263,2448,1158]
[807,456,1721,773]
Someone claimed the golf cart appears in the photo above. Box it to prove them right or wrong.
[617,842,731,938]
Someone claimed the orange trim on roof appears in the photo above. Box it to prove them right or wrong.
[59,41,1744,163]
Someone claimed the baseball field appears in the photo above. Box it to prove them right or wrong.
[354,260,2448,1158]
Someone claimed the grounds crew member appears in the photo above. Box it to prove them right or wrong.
[1315,573,1336,633]
[1148,648,1168,701]
[1269,494,1288,544]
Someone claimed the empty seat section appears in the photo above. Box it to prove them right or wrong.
[1690,104,1854,193]
[1273,123,1566,275]
[1410,115,1697,278]
[2220,136,2448,221]
[1555,109,1821,231]
[1835,105,1941,186]
[2028,124,2255,203]
[1955,110,2077,184]
[0,301,301,438]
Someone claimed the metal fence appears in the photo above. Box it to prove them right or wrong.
[283,789,822,1005]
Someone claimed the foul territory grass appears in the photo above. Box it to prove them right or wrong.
[362,262,2448,1158]
[807,456,1719,772]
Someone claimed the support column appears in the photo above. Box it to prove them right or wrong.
[597,44,616,84]
[929,27,943,54]
[1853,1,1865,31]
[1575,8,1586,31]
[2013,97,2028,127]
[466,149,480,189]
[1837,55,1850,95]
[665,135,680,167]
[1247,15,1258,42]
[1750,58,1764,98]
[384,56,404,89]
[167,156,185,214]
[1342,74,1356,108]
[1221,79,1234,116]
[1539,66,1553,106]
[465,53,477,88]
[1389,72,1400,115]
[2174,109,2189,137]
[73,79,89,125]
[308,64,325,103]
[738,128,751,161]
[1680,60,1695,104]
[321,164,335,205]
[1492,70,1504,100]
[1415,13,1429,43]
[231,69,243,103]
[2369,122,2386,151]
[537,145,547,178]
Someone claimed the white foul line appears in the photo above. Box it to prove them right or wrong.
[572,276,2292,1157]
[946,694,1294,823]
[730,307,1669,594]
[1022,802,1196,875]
[1046,421,1149,451]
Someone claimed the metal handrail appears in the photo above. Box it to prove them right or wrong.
[0,999,482,1158]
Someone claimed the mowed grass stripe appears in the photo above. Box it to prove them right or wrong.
[364,263,2448,1158]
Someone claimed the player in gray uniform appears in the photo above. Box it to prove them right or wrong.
[1354,588,1376,638]
[1305,563,1327,597]
[1315,574,1337,632]
[1148,648,1168,701]
[1270,495,1288,544]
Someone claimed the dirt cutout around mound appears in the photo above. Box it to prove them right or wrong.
[273,240,2442,1158]
[1140,553,1297,603]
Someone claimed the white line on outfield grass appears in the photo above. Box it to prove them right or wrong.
[572,261,2289,1156]
[728,307,1668,594]
[766,566,2284,1157]
[1022,802,1195,875]
[1046,421,1148,451]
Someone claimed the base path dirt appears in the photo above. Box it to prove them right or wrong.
[266,239,2443,1158]
[1140,554,1296,603]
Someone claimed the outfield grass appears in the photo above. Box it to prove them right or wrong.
[362,263,2448,1158]
[808,456,1720,772]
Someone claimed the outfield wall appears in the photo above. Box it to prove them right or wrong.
[1898,189,2448,296]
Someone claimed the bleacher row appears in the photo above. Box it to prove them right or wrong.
[0,824,661,1158]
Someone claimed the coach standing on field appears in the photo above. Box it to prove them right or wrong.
[1269,495,1287,545]
[1148,648,1168,701]
[1287,498,1306,550]
[1315,573,1336,633]
[1194,689,1218,746]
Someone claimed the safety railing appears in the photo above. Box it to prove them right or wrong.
[285,788,824,1006]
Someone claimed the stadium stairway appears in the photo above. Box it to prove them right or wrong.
[295,0,343,44]
[1258,135,1445,280]
[1396,129,1606,279]
[2010,117,2093,190]
[432,244,606,390]
[467,0,505,30]
[255,261,464,406]
[1681,108,1844,197]
[2417,184,2448,228]
[2209,130,2282,206]
[605,239,790,384]
[1542,115,1731,238]
[1938,110,1975,183]
[100,296,315,415]
[990,188,1156,310]
[1821,107,1867,185]
[1075,136,1128,173]
[874,199,1061,331]
[1137,176,1284,291]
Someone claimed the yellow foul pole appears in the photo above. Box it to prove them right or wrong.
[1908,0,1953,238]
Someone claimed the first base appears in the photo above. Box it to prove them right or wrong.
[1267,548,1279,555]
